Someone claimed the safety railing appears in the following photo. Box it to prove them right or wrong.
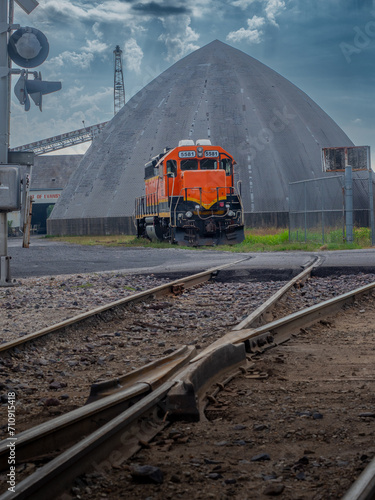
[135,193,159,218]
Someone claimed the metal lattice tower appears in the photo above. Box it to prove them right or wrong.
[113,45,125,115]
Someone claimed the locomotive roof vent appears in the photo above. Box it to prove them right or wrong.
[178,139,195,147]
[196,139,212,146]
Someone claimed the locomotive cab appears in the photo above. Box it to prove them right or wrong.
[135,140,244,246]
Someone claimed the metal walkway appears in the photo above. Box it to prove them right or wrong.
[10,121,108,155]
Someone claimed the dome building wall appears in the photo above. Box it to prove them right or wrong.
[48,40,354,236]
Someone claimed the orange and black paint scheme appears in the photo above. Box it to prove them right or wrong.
[135,140,244,246]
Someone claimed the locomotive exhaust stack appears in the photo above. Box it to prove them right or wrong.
[135,141,244,246]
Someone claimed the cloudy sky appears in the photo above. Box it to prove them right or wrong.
[9,0,375,168]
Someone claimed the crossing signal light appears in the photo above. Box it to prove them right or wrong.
[8,27,49,68]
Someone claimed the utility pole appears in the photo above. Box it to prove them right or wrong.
[113,45,125,115]
[0,0,60,285]
[0,0,12,284]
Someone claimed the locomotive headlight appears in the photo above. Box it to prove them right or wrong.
[197,146,203,157]
[185,211,193,218]
[228,210,235,217]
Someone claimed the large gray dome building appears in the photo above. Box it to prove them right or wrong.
[48,40,353,235]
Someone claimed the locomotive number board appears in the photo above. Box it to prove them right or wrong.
[204,150,219,157]
[179,151,196,158]
[178,150,220,158]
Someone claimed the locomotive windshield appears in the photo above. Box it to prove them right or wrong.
[181,159,198,170]
[200,158,217,170]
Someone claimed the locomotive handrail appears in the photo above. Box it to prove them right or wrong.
[144,192,159,216]
[135,196,146,218]
[172,191,184,226]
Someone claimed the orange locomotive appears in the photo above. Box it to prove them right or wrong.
[135,139,244,246]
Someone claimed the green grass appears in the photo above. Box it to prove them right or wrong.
[44,226,373,252]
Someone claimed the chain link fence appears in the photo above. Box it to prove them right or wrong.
[288,172,375,244]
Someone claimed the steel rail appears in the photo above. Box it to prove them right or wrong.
[1,268,374,499]
[82,256,319,405]
[0,382,174,500]
[236,279,375,348]
[0,258,249,354]
[193,278,375,361]
[232,256,321,330]
[0,342,250,500]
[342,457,375,500]
[0,257,317,497]
[0,346,196,471]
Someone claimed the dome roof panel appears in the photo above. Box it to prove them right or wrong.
[50,40,353,223]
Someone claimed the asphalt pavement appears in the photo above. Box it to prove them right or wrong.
[6,236,375,281]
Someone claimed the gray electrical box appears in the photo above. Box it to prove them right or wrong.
[0,166,21,212]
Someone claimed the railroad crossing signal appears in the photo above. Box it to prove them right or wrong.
[14,0,39,15]
[7,26,61,111]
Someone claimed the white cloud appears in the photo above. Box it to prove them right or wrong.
[158,15,200,62]
[231,0,258,9]
[226,0,285,44]
[188,0,216,18]
[124,38,143,74]
[92,22,103,39]
[226,15,266,43]
[45,36,109,72]
[68,87,113,111]
[37,0,134,24]
[48,51,95,70]
[265,0,285,26]
[84,40,109,54]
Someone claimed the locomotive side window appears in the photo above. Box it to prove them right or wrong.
[200,158,217,170]
[181,159,198,170]
[167,160,177,177]
[221,158,232,176]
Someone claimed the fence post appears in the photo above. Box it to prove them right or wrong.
[321,178,325,244]
[345,165,353,242]
[304,181,307,242]
[369,168,375,246]
[288,184,291,242]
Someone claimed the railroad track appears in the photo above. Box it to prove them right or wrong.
[1,258,375,499]
[0,259,249,354]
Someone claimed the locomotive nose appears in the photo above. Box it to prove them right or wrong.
[182,169,227,209]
